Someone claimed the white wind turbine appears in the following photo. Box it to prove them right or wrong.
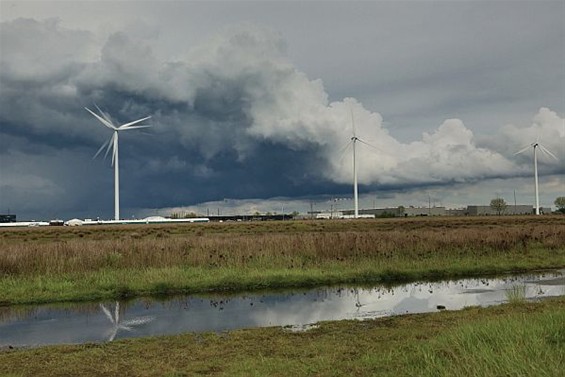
[86,106,151,220]
[514,139,557,215]
[339,109,379,218]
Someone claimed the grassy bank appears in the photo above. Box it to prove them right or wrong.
[1,297,563,376]
[1,216,564,305]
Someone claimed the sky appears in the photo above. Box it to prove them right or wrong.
[0,0,564,220]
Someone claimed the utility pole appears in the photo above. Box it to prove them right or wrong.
[310,201,314,220]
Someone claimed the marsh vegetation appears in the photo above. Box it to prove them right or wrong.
[1,216,564,304]
[1,216,564,376]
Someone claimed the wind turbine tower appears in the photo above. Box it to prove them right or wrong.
[351,111,359,218]
[515,141,557,215]
[86,106,151,220]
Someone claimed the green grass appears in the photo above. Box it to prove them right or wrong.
[1,217,564,305]
[1,248,564,305]
[408,308,565,376]
[1,297,563,376]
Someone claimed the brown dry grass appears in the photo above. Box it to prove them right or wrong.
[1,216,564,276]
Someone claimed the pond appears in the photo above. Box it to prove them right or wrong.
[1,270,563,347]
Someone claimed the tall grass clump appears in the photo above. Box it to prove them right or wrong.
[505,285,527,304]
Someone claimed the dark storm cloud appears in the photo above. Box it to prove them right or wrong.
[0,20,341,219]
[0,15,563,219]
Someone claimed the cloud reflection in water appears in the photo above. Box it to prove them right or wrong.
[1,270,563,347]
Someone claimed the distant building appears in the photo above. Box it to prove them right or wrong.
[65,219,84,226]
[341,207,446,217]
[446,208,467,216]
[341,214,376,219]
[0,214,16,223]
[404,207,446,216]
[466,205,533,216]
[339,204,550,217]
[341,208,400,217]
[540,207,552,215]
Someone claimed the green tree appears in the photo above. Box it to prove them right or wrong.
[490,198,508,215]
[554,196,565,214]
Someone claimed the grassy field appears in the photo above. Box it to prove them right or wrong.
[1,216,564,305]
[1,296,563,376]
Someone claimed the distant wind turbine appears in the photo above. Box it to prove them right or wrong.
[514,140,558,215]
[339,108,380,218]
[86,106,151,220]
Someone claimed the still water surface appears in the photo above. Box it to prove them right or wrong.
[1,270,563,347]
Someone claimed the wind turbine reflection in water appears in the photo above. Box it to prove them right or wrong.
[99,301,154,342]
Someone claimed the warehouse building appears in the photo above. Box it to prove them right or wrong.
[0,214,16,223]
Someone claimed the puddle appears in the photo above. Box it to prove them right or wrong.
[1,270,563,347]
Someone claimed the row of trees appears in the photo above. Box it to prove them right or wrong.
[490,196,565,215]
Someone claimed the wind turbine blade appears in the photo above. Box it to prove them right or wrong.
[104,133,115,161]
[539,144,558,160]
[95,104,115,126]
[108,327,118,342]
[514,145,531,155]
[338,140,353,163]
[350,108,356,137]
[115,302,120,324]
[93,137,112,160]
[357,138,382,153]
[119,116,152,129]
[85,107,116,130]
[119,125,151,131]
[100,304,115,324]
[122,316,154,326]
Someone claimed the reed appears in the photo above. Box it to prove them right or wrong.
[1,220,563,276]
[505,284,527,304]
